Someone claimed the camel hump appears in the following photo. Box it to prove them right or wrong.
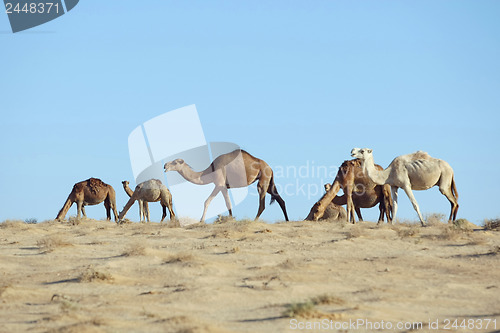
[87,178,106,194]
[412,151,431,160]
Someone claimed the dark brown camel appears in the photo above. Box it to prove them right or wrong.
[56,178,118,221]
[305,159,392,224]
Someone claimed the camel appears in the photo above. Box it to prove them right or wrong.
[351,148,459,226]
[163,149,289,222]
[319,200,348,221]
[56,178,118,221]
[305,159,392,224]
[118,179,175,222]
[122,181,149,222]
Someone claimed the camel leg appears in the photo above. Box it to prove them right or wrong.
[377,202,384,224]
[76,201,84,219]
[119,196,138,221]
[345,186,356,224]
[355,207,363,221]
[402,186,426,226]
[81,205,87,218]
[201,186,221,222]
[221,187,233,217]
[104,199,112,220]
[255,181,269,220]
[161,204,167,222]
[391,186,398,224]
[160,192,175,222]
[267,178,289,221]
[439,186,459,222]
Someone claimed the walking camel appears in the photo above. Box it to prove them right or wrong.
[305,159,392,223]
[122,180,149,222]
[118,179,175,222]
[163,149,289,222]
[351,148,459,226]
[56,178,118,221]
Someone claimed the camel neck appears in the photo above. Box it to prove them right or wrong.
[364,155,390,185]
[176,165,207,185]
[123,185,134,197]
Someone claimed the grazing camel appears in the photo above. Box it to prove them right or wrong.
[118,179,175,222]
[164,149,289,222]
[351,148,459,226]
[305,159,392,224]
[56,178,118,221]
[122,181,149,222]
[320,200,348,221]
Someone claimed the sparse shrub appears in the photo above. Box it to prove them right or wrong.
[164,252,195,265]
[311,294,345,306]
[395,224,421,238]
[122,242,147,256]
[484,219,500,231]
[425,213,446,226]
[166,218,181,228]
[24,218,37,224]
[214,214,235,224]
[0,220,28,229]
[346,225,365,239]
[451,218,473,232]
[282,301,316,318]
[37,234,72,252]
[79,266,113,282]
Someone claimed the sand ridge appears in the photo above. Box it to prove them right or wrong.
[0,218,499,332]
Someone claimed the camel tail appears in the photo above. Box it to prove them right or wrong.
[56,195,73,221]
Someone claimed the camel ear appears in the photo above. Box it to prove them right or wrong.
[367,149,372,154]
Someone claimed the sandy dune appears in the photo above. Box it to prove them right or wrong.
[0,217,499,332]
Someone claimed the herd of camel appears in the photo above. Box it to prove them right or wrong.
[56,148,459,227]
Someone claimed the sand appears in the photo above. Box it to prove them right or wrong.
[0,217,499,332]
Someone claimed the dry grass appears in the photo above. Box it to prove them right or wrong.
[122,242,147,256]
[346,224,365,239]
[393,223,421,238]
[164,252,196,265]
[484,218,500,230]
[282,294,345,319]
[78,266,113,283]
[37,234,72,253]
[0,220,29,230]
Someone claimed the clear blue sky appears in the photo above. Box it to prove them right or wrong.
[1,1,499,224]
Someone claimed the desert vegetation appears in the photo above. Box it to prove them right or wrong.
[0,217,498,332]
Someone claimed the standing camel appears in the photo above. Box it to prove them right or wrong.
[118,179,175,222]
[351,148,459,226]
[122,181,149,222]
[163,149,289,222]
[305,159,392,223]
[56,178,118,222]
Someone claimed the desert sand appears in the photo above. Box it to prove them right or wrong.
[0,217,499,333]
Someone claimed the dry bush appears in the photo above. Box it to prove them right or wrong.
[425,213,446,226]
[393,224,421,238]
[346,224,365,239]
[37,234,72,253]
[484,219,500,231]
[0,220,29,230]
[78,266,113,283]
[165,218,181,228]
[282,295,345,319]
[214,214,236,224]
[164,252,195,265]
[122,242,147,256]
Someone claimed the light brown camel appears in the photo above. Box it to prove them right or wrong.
[122,181,149,222]
[305,159,392,224]
[320,200,348,221]
[163,149,289,222]
[56,178,118,221]
[118,179,175,222]
[351,148,459,226]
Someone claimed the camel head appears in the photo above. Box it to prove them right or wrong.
[122,180,129,186]
[164,159,186,172]
[324,183,332,192]
[305,202,324,221]
[351,148,372,160]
